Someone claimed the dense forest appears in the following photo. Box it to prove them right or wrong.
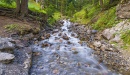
[0,0,130,75]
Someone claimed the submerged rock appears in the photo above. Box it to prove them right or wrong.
[62,34,69,40]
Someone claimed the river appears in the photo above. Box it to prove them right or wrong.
[29,20,117,75]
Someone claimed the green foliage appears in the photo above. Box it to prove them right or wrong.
[53,12,61,21]
[47,12,62,25]
[0,0,15,8]
[92,7,116,30]
[121,30,130,45]
[87,6,100,18]
[0,0,14,5]
[28,1,46,14]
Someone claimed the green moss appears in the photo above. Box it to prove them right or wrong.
[4,24,33,35]
[4,24,18,31]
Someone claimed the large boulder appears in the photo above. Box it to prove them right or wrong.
[102,29,115,40]
[0,52,15,63]
[116,3,130,19]
[0,37,15,53]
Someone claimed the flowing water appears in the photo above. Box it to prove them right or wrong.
[30,20,116,75]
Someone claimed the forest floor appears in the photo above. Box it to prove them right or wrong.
[0,16,40,37]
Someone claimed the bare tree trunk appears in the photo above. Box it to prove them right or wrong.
[15,0,20,14]
[99,0,103,7]
[99,0,103,10]
[20,0,28,17]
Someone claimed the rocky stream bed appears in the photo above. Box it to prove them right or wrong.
[0,20,130,75]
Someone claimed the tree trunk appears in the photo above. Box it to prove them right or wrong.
[99,0,103,10]
[99,0,103,7]
[15,0,20,14]
[109,0,114,4]
[20,0,28,17]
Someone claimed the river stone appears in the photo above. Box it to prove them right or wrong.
[62,34,69,40]
[93,41,101,48]
[45,33,51,39]
[102,29,115,40]
[111,34,121,43]
[0,52,15,63]
[91,30,98,34]
[53,29,59,33]
[0,37,15,53]
[116,3,130,19]
[100,44,107,51]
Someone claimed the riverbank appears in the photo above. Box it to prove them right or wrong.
[0,15,130,74]
[69,21,130,74]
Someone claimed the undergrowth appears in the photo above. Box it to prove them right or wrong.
[121,30,130,45]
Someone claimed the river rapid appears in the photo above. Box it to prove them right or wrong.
[30,20,117,75]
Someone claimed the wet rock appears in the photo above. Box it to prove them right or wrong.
[14,40,24,48]
[58,33,62,36]
[0,37,15,53]
[93,41,101,48]
[45,33,51,39]
[62,34,69,40]
[33,52,41,56]
[42,43,50,48]
[0,52,15,64]
[71,47,76,50]
[23,57,31,69]
[41,36,45,40]
[59,20,64,24]
[89,44,95,49]
[53,29,59,33]
[67,41,71,44]
[87,30,91,35]
[73,51,78,54]
[71,33,77,38]
[23,33,34,40]
[91,30,98,34]
[53,69,59,74]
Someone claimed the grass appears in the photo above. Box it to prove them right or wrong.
[121,30,130,45]
[4,24,18,31]
[53,12,61,21]
[92,7,117,30]
[4,23,33,35]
